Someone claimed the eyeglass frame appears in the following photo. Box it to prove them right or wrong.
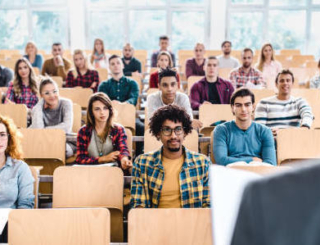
[160,126,185,136]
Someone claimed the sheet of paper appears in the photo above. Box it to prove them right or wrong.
[209,166,261,245]
[0,208,11,234]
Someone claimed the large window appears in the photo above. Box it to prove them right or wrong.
[227,0,320,55]
[0,1,68,51]
[86,0,210,53]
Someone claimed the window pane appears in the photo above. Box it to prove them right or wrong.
[129,10,166,51]
[231,0,263,4]
[228,12,263,50]
[172,11,205,52]
[268,10,306,50]
[30,0,64,4]
[0,0,26,7]
[313,0,320,3]
[0,10,28,49]
[269,0,306,6]
[88,11,124,50]
[310,12,320,58]
[89,0,124,6]
[32,11,68,50]
[171,0,205,4]
[129,0,165,5]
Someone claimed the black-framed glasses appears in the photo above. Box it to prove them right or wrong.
[161,126,184,136]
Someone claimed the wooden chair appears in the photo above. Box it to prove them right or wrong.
[280,49,301,56]
[53,166,123,242]
[19,128,66,193]
[0,104,28,128]
[251,89,275,104]
[107,50,122,56]
[187,75,203,95]
[0,53,6,60]
[227,163,291,175]
[206,50,221,57]
[305,60,318,69]
[33,67,40,76]
[112,101,136,134]
[0,49,20,56]
[144,129,199,153]
[199,104,234,155]
[29,166,40,208]
[219,67,232,80]
[9,208,110,245]
[96,67,108,82]
[290,68,317,87]
[72,103,82,133]
[59,87,93,109]
[277,128,320,165]
[291,55,315,68]
[51,76,63,87]
[0,60,16,69]
[128,208,212,245]
[10,53,23,60]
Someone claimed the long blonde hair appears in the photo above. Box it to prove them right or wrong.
[71,49,92,77]
[257,43,275,72]
[90,38,105,64]
[157,51,173,68]
[13,58,38,96]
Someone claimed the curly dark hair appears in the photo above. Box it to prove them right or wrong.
[149,105,193,137]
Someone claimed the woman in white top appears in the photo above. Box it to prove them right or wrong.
[255,43,282,90]
[90,38,109,69]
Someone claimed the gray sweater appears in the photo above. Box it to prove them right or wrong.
[147,91,193,120]
[30,97,73,133]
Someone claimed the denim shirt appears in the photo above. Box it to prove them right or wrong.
[0,156,34,209]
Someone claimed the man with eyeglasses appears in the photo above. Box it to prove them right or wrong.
[213,88,276,166]
[130,105,211,208]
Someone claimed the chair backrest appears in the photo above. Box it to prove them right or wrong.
[19,128,66,163]
[280,49,301,56]
[125,127,133,158]
[51,76,63,87]
[187,75,203,95]
[29,166,40,208]
[106,50,122,56]
[72,103,82,133]
[9,208,110,245]
[144,129,199,153]
[291,55,315,68]
[112,101,136,133]
[53,166,123,210]
[206,50,222,57]
[59,87,93,109]
[128,208,212,245]
[0,60,16,69]
[96,67,108,82]
[219,67,233,80]
[199,104,234,128]
[277,128,320,165]
[251,89,275,104]
[305,60,318,69]
[0,104,28,128]
[227,164,291,175]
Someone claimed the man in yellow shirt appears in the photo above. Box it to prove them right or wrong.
[130,105,211,208]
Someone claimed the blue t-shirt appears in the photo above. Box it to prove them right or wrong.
[24,54,43,71]
[213,120,276,166]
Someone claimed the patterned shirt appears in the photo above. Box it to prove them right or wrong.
[98,76,139,106]
[130,146,211,208]
[5,82,38,109]
[229,66,265,89]
[66,69,99,92]
[310,73,320,89]
[76,124,130,165]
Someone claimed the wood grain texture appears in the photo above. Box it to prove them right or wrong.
[0,104,28,128]
[59,88,93,109]
[9,208,110,245]
[128,208,213,245]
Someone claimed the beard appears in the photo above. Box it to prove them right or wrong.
[168,147,181,152]
[223,51,231,55]
[243,62,251,68]
[124,56,132,60]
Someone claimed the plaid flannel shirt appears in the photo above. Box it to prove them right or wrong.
[66,69,99,92]
[130,146,211,208]
[229,67,265,89]
[5,82,38,109]
[75,124,130,165]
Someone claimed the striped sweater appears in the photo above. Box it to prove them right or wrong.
[255,95,313,129]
